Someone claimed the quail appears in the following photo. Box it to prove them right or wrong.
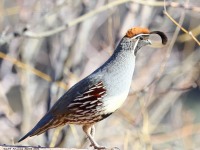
[18,27,167,149]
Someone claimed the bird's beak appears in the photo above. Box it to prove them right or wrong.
[134,31,167,56]
[146,39,152,45]
[134,39,151,55]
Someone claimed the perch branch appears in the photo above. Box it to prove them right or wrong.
[0,145,86,150]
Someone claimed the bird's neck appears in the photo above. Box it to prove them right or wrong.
[114,37,137,53]
[107,38,137,66]
[93,38,137,75]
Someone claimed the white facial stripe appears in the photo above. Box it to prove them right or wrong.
[131,34,150,39]
[133,38,139,50]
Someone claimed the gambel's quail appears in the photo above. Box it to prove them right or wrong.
[18,27,167,149]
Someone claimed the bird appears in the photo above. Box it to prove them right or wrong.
[18,27,167,149]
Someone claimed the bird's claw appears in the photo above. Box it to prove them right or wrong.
[90,143,107,149]
[89,143,121,150]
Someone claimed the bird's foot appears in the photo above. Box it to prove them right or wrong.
[110,147,120,150]
[90,143,107,150]
[90,145,120,150]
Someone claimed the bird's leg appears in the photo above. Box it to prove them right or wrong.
[82,124,106,150]
[89,125,96,147]
[90,125,95,137]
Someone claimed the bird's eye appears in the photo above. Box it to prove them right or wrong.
[138,36,144,40]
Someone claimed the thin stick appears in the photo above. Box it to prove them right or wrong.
[20,0,200,38]
[0,52,68,90]
[177,25,200,42]
[163,11,200,46]
[23,0,132,38]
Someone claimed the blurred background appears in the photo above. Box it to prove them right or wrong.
[0,0,199,149]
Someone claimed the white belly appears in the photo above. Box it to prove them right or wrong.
[103,91,128,113]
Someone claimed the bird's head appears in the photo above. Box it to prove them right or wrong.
[121,27,168,55]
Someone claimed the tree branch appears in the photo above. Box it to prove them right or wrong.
[0,145,87,150]
[12,0,200,38]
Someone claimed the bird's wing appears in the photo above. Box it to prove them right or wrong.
[50,75,106,114]
[18,79,107,142]
[66,81,106,115]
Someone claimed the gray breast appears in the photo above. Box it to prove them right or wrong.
[102,52,135,97]
[91,52,136,113]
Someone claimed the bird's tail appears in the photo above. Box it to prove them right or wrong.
[18,113,54,142]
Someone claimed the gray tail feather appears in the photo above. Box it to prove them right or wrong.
[18,113,54,142]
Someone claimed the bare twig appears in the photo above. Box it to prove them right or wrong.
[151,123,200,145]
[8,0,199,38]
[0,52,68,90]
[22,0,132,38]
[2,0,199,18]
[147,0,187,132]
[163,11,200,46]
[177,25,200,42]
